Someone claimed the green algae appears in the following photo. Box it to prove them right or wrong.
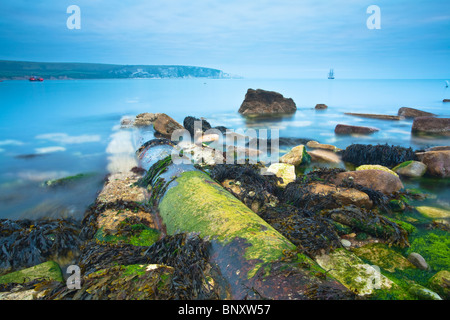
[0,261,63,285]
[407,232,450,272]
[95,224,160,247]
[158,170,297,279]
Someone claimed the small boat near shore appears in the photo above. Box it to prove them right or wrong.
[29,77,44,82]
[328,69,335,79]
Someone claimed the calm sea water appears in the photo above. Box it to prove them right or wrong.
[0,78,449,220]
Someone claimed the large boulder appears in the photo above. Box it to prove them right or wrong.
[153,113,184,138]
[335,124,379,135]
[420,150,450,177]
[332,170,404,195]
[238,89,296,116]
[412,117,450,136]
[398,107,435,118]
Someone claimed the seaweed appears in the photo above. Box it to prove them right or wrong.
[0,219,82,275]
[43,233,225,300]
[340,144,417,167]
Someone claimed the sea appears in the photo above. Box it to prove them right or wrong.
[0,78,449,220]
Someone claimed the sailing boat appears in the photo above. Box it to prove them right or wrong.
[445,80,449,88]
[328,69,335,79]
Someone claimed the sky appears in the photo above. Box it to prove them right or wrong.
[0,0,449,79]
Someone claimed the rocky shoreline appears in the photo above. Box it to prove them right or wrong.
[0,90,449,301]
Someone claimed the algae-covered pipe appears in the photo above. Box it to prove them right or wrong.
[137,139,351,299]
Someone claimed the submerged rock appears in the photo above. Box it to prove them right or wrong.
[415,206,450,219]
[315,104,328,110]
[335,124,379,135]
[420,150,450,177]
[398,107,435,118]
[332,170,404,195]
[279,144,310,166]
[392,160,427,177]
[412,116,450,136]
[344,113,402,120]
[238,89,297,116]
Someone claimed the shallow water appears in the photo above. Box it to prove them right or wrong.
[0,78,449,220]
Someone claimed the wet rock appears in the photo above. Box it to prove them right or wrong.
[352,243,416,273]
[134,113,159,127]
[412,117,450,136]
[314,248,394,296]
[315,104,328,110]
[153,113,184,138]
[0,261,63,285]
[356,165,398,177]
[308,149,342,164]
[280,145,310,166]
[420,150,450,177]
[308,182,373,209]
[340,239,351,248]
[306,140,341,152]
[415,206,450,219]
[398,107,435,118]
[407,252,428,270]
[183,116,212,137]
[178,142,225,166]
[332,170,404,195]
[428,270,450,300]
[392,161,427,178]
[238,89,296,116]
[408,284,442,300]
[335,124,379,135]
[266,163,296,187]
[344,113,402,120]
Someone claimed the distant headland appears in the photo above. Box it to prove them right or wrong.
[0,60,236,80]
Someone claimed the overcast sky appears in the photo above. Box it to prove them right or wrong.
[1,0,449,78]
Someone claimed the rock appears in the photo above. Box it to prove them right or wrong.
[279,145,311,166]
[389,199,406,212]
[398,107,435,118]
[266,163,296,187]
[412,117,450,136]
[408,284,442,300]
[238,89,296,116]
[183,116,212,137]
[332,170,404,195]
[415,206,450,219]
[315,104,328,110]
[407,252,429,270]
[356,165,398,177]
[335,124,379,135]
[425,146,450,152]
[180,143,225,166]
[308,149,342,164]
[340,239,351,248]
[392,161,427,178]
[306,140,341,152]
[352,243,416,273]
[344,113,402,120]
[134,113,159,127]
[315,248,394,296]
[428,270,450,300]
[420,150,450,177]
[153,113,184,138]
[308,182,373,209]
[0,261,64,285]
[120,116,135,128]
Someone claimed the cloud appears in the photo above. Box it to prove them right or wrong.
[35,133,101,144]
[35,146,66,154]
[0,139,24,146]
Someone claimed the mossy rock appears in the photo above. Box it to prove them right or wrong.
[315,248,396,296]
[416,206,450,219]
[95,225,160,247]
[392,161,427,178]
[356,165,398,177]
[42,173,96,188]
[352,243,416,273]
[385,217,416,234]
[407,232,450,272]
[0,261,63,285]
[408,283,442,300]
[428,270,450,299]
